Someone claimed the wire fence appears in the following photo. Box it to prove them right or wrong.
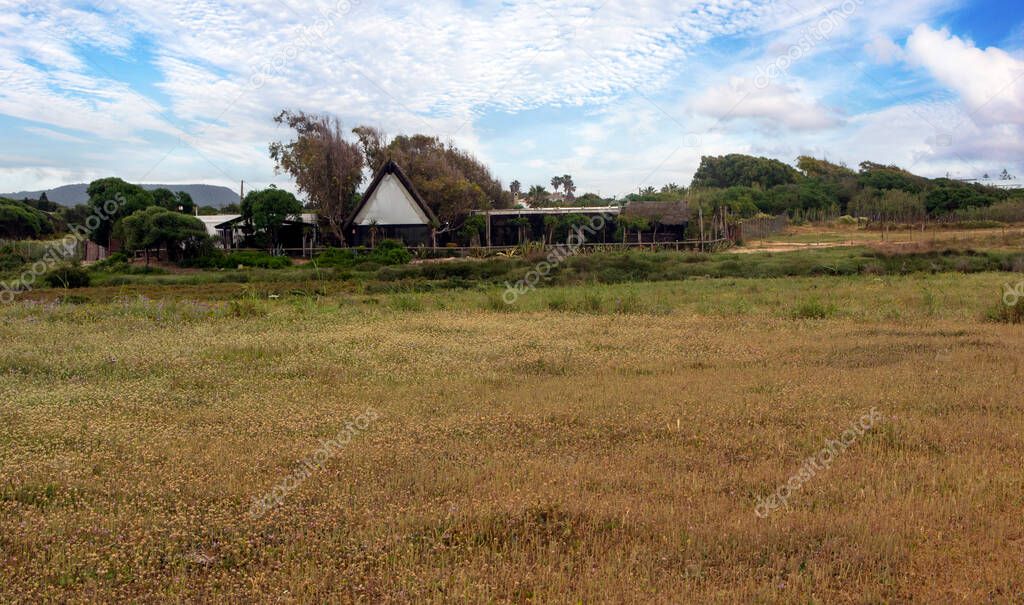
[738,215,790,241]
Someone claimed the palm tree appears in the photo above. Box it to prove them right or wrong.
[510,217,530,244]
[510,180,522,198]
[368,218,380,248]
[527,185,548,207]
[561,175,576,200]
[551,176,563,193]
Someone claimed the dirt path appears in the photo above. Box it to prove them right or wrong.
[728,241,860,254]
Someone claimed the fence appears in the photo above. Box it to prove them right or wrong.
[225,238,733,260]
[738,215,789,241]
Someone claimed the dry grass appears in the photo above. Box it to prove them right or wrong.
[1,275,1023,603]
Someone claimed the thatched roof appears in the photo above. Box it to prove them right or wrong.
[621,200,691,225]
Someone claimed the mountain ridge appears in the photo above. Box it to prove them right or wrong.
[0,183,240,207]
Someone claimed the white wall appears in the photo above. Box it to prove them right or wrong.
[354,174,430,225]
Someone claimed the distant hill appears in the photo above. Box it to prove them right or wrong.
[0,184,240,208]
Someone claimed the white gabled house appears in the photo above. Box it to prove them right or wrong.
[344,160,438,247]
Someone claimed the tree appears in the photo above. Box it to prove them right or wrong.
[692,154,800,189]
[85,178,155,246]
[174,191,196,215]
[0,198,55,239]
[241,187,303,250]
[354,127,512,224]
[551,176,563,194]
[460,215,486,247]
[857,162,928,194]
[543,215,559,244]
[121,206,208,265]
[510,217,530,244]
[510,180,522,199]
[527,185,549,207]
[561,174,576,200]
[271,111,365,244]
[1001,168,1013,181]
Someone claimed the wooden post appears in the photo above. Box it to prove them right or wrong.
[698,207,704,252]
[486,211,492,248]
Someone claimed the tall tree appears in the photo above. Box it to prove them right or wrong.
[551,176,563,193]
[121,206,207,265]
[85,178,155,247]
[241,186,303,250]
[353,127,513,224]
[561,174,576,200]
[527,185,549,206]
[692,154,800,189]
[271,111,364,244]
[510,180,522,199]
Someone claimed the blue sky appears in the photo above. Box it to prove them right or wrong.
[1,0,1022,198]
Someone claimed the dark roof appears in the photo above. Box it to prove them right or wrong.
[621,200,691,225]
[343,160,438,229]
[213,214,317,230]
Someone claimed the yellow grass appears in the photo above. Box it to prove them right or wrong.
[1,275,1023,602]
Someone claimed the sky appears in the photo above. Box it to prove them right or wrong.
[0,0,1022,199]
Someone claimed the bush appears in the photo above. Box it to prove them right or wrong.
[988,286,1024,324]
[372,246,412,266]
[313,248,358,268]
[44,264,91,289]
[313,242,412,269]
[223,251,291,269]
[791,298,836,319]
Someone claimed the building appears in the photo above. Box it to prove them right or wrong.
[208,213,320,254]
[618,200,692,242]
[344,160,438,247]
[962,178,1024,190]
[472,206,622,246]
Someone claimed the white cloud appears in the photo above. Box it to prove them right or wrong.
[865,34,904,64]
[690,78,842,131]
[905,25,1024,126]
[0,0,1021,195]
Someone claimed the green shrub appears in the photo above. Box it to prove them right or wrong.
[91,252,130,271]
[314,247,358,267]
[372,246,412,266]
[314,241,411,268]
[44,264,91,289]
[223,251,291,269]
[988,287,1024,324]
[226,298,267,318]
[791,298,836,319]
[389,294,424,311]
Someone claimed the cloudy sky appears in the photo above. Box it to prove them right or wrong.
[1,0,1022,198]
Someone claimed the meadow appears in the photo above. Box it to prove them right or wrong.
[1,256,1023,602]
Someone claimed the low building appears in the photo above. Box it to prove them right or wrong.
[212,213,320,254]
[618,201,691,242]
[472,206,621,246]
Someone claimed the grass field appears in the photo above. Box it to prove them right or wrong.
[2,266,1023,602]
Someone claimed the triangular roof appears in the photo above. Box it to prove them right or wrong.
[344,160,438,229]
